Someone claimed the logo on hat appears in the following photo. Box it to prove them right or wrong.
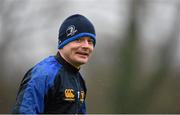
[66,25,77,37]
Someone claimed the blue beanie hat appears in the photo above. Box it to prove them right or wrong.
[58,14,96,49]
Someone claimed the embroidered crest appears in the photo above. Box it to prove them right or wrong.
[64,89,75,101]
[66,25,77,37]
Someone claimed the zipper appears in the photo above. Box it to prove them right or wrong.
[73,76,80,114]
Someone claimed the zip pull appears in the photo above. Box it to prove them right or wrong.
[77,91,80,99]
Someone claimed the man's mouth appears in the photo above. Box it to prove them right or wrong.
[76,52,89,56]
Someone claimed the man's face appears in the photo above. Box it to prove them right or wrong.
[59,36,94,68]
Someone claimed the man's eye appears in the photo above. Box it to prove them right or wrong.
[75,39,81,42]
[88,39,93,44]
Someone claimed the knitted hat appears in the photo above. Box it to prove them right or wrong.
[58,14,96,49]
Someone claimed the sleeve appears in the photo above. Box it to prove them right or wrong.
[11,68,47,114]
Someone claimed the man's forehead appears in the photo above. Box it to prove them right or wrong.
[78,36,92,40]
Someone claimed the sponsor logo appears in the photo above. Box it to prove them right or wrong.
[64,89,75,101]
[64,89,85,102]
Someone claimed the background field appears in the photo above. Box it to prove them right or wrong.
[0,0,180,113]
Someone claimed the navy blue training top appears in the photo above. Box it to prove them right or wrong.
[12,52,87,114]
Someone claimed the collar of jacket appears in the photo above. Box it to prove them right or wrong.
[55,52,80,73]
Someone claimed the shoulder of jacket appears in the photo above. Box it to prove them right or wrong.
[27,56,62,80]
[25,56,63,92]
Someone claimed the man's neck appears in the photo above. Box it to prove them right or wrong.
[58,51,80,69]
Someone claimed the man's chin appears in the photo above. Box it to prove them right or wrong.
[76,59,88,65]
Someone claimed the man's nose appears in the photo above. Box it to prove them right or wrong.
[81,40,89,47]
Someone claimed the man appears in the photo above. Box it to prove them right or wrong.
[12,14,96,114]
